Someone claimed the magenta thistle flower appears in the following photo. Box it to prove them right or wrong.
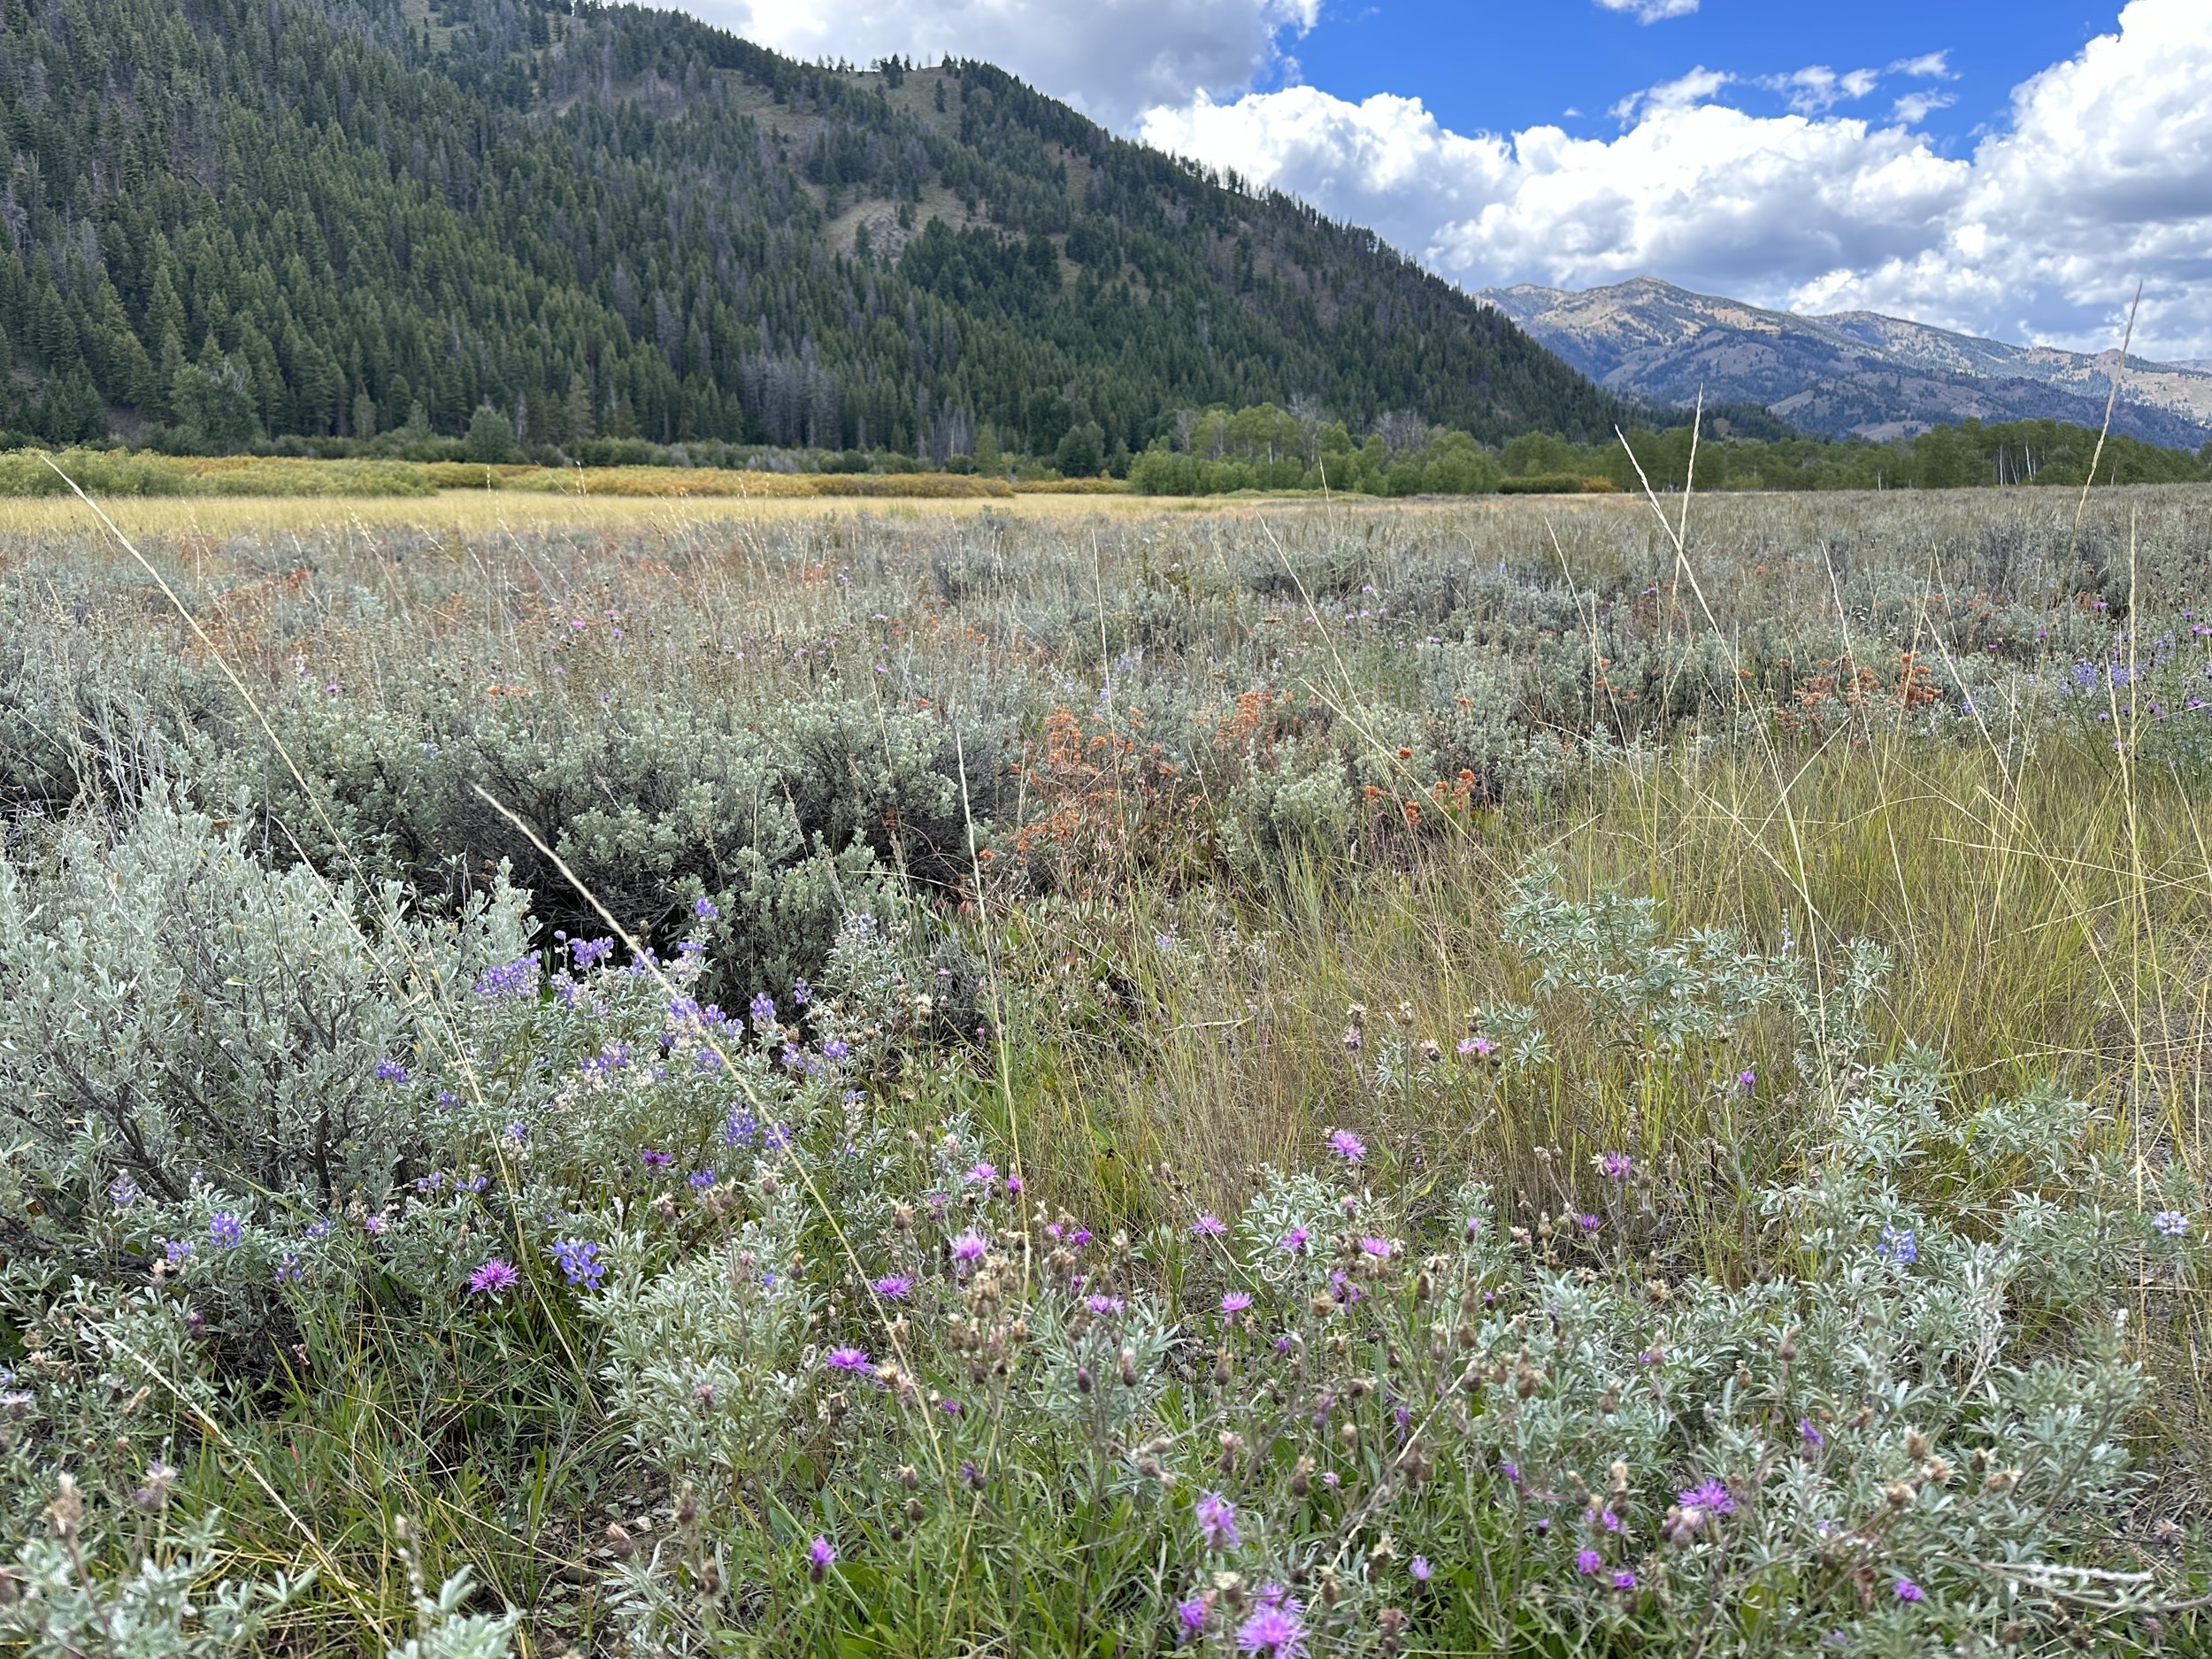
[1328,1128,1366,1163]
[1678,1478,1735,1515]
[808,1535,836,1579]
[1575,1549,1601,1575]
[1193,1212,1228,1237]
[1176,1594,1210,1641]
[949,1231,987,1266]
[1611,1570,1638,1592]
[1360,1236,1394,1258]
[871,1274,913,1300]
[1220,1291,1253,1314]
[467,1258,518,1295]
[1234,1601,1307,1657]
[965,1161,997,1186]
[1893,1578,1924,1602]
[1737,1068,1757,1093]
[1195,1489,1240,1550]
[1800,1417,1825,1449]
[1279,1225,1310,1254]
[1599,1151,1633,1180]
[1409,1555,1432,1582]
[1084,1294,1125,1314]
[824,1347,871,1372]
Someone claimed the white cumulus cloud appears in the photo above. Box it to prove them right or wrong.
[692,0,1317,129]
[1139,0,2212,357]
[1594,0,1700,22]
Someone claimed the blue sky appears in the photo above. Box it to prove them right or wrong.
[712,0,2212,357]
[1281,1,2105,150]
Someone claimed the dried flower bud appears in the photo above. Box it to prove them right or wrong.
[1884,1480,1913,1509]
[1924,1457,1954,1485]
[906,1496,925,1524]
[1319,1569,1342,1606]
[676,1486,699,1526]
[1291,1455,1315,1497]
[1074,1365,1093,1394]
[900,1463,920,1490]
[45,1475,83,1540]
[1905,1430,1930,1460]
[604,1522,634,1558]
[1984,1469,2016,1494]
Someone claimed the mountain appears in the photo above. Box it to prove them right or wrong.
[0,0,1631,459]
[1480,278,2212,451]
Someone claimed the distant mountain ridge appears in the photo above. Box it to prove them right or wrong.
[1479,278,2212,451]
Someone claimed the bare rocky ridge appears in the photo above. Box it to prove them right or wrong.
[1481,276,2212,449]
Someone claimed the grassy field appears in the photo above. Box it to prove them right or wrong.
[1,484,2207,1656]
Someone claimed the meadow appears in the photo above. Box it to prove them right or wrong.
[1,480,2208,1657]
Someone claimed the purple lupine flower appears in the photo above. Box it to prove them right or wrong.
[551,1238,605,1291]
[108,1176,142,1208]
[872,1274,913,1300]
[1576,1549,1601,1575]
[1893,1578,1924,1602]
[791,979,812,1007]
[1877,1225,1918,1265]
[469,1259,518,1295]
[374,1058,409,1084]
[724,1109,758,1147]
[1678,1479,1735,1516]
[506,1121,527,1142]
[1328,1129,1366,1163]
[824,1347,871,1372]
[274,1252,304,1283]
[1195,1490,1240,1550]
[164,1239,193,1265]
[689,1169,716,1189]
[1193,1213,1228,1237]
[472,957,539,1001]
[1234,1601,1307,1657]
[749,992,777,1026]
[572,936,615,968]
[693,895,719,920]
[1221,1292,1253,1314]
[208,1212,245,1248]
[823,1038,851,1062]
[2153,1210,2190,1239]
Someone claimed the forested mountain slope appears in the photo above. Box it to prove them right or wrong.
[0,0,1633,457]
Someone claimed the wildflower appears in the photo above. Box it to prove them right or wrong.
[1598,1152,1632,1181]
[808,1535,836,1580]
[274,1253,304,1284]
[208,1212,245,1248]
[1574,1213,1601,1233]
[108,1176,142,1208]
[362,1213,387,1236]
[824,1347,871,1372]
[507,1121,528,1142]
[1341,1025,1363,1053]
[1195,1490,1240,1550]
[472,957,539,1001]
[641,1148,674,1169]
[1176,1595,1210,1642]
[1612,1571,1638,1592]
[2152,1210,2190,1239]
[1575,1549,1601,1575]
[1084,1294,1125,1314]
[1329,1128,1366,1163]
[823,1038,851,1063]
[1193,1212,1228,1237]
[1005,1174,1024,1194]
[872,1274,913,1300]
[1409,1556,1432,1582]
[792,978,812,1006]
[1737,1068,1757,1094]
[965,1161,998,1186]
[1678,1478,1735,1516]
[551,1238,606,1292]
[1360,1236,1394,1258]
[1600,1509,1622,1532]
[571,936,615,968]
[693,895,719,920]
[469,1259,519,1295]
[1893,1578,1925,1603]
[1457,1035,1494,1058]
[1279,1225,1310,1255]
[724,1109,758,1147]
[689,1169,716,1189]
[164,1239,194,1265]
[1221,1292,1253,1314]
[749,992,777,1026]
[949,1231,988,1267]
[1800,1417,1825,1450]
[1877,1225,1918,1265]
[374,1058,409,1084]
[1234,1601,1307,1657]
